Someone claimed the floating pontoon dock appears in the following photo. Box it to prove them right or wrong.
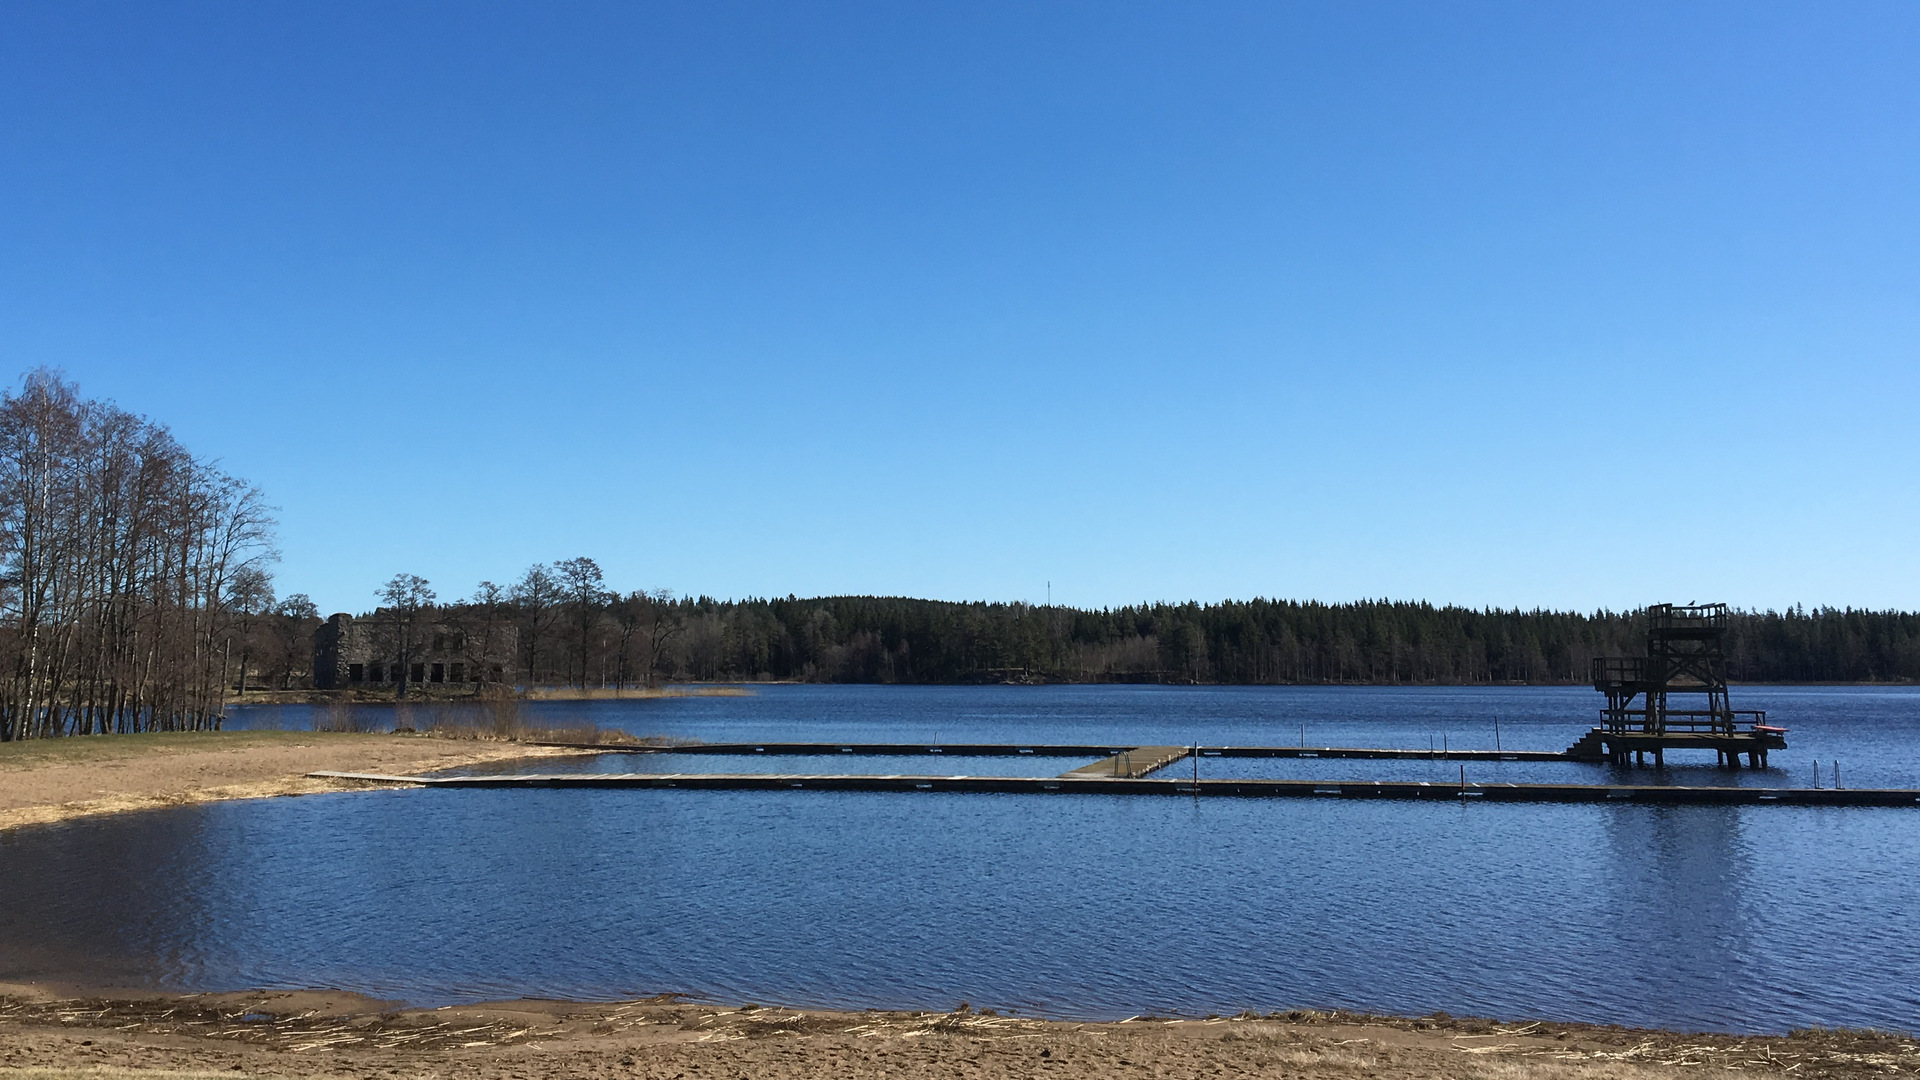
[528,741,1569,763]
[309,768,1920,807]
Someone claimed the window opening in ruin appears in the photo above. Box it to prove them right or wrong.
[348,663,364,683]
[450,662,465,683]
[432,634,445,651]
[430,663,444,683]
[369,664,383,683]
[410,663,425,684]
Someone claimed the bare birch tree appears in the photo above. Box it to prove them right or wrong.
[377,573,435,699]
[510,564,561,689]
[0,370,278,739]
[553,556,606,689]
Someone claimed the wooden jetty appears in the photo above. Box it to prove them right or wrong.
[1565,728,1788,768]
[1062,746,1193,779]
[309,770,1920,808]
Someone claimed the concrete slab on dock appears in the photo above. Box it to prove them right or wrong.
[307,770,1920,807]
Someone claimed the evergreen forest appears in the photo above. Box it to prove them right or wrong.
[344,575,1920,691]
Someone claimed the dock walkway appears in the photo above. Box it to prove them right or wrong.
[309,770,1920,808]
[533,741,1567,763]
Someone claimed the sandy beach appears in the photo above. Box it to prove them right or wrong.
[0,730,589,831]
[0,985,1913,1080]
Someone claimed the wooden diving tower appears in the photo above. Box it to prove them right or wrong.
[1567,603,1786,768]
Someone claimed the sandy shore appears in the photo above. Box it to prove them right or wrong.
[0,986,1912,1080]
[0,730,589,830]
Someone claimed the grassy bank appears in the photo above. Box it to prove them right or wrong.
[520,685,753,701]
[0,729,375,769]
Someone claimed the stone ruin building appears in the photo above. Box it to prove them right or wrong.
[312,613,519,691]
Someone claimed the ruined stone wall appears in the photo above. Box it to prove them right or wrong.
[313,614,519,690]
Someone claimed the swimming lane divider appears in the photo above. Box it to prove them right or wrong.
[307,771,1920,807]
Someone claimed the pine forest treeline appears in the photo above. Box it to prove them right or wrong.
[392,564,1920,691]
[0,371,280,739]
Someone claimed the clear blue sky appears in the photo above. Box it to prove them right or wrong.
[2,2,1915,615]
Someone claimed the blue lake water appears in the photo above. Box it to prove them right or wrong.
[3,684,1918,1034]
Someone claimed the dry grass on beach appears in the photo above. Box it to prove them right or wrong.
[1,989,1914,1080]
[520,685,754,701]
